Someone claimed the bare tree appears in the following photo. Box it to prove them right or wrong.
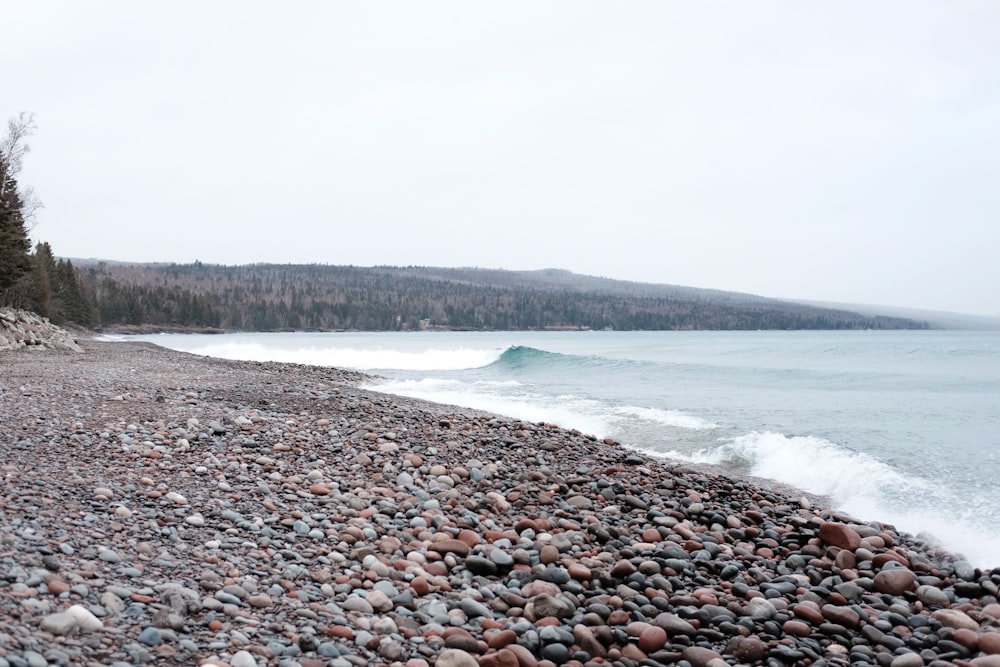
[0,112,43,226]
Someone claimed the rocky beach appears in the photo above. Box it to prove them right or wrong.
[2,337,1000,667]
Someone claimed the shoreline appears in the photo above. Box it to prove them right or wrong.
[1,340,998,667]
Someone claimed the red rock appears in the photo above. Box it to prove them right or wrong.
[792,603,823,625]
[621,643,647,661]
[873,552,908,568]
[326,625,354,639]
[637,625,667,652]
[641,528,661,542]
[608,609,630,625]
[822,605,860,628]
[410,576,430,595]
[308,484,331,495]
[819,523,861,550]
[539,545,560,564]
[873,568,917,595]
[521,580,560,597]
[611,559,637,577]
[567,563,591,581]
[514,519,537,534]
[782,620,812,636]
[478,650,520,667]
[979,631,1000,654]
[486,629,517,649]
[458,529,480,547]
[502,643,538,667]
[834,550,856,569]
[726,636,768,662]
[682,646,724,667]
[984,604,1000,620]
[431,539,470,558]
[953,628,980,651]
[46,578,70,595]
[572,624,607,658]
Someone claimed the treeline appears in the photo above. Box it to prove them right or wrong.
[83,262,929,332]
[0,113,929,333]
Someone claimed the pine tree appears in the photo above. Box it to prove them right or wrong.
[29,241,55,317]
[0,114,38,301]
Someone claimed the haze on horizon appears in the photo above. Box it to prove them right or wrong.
[4,1,998,317]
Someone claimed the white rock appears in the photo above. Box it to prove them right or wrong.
[230,650,257,667]
[40,611,78,636]
[66,604,104,632]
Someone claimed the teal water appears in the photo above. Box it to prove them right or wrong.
[122,330,1000,567]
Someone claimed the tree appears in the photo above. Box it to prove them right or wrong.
[29,241,55,317]
[0,113,39,299]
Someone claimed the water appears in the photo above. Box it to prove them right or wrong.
[120,329,1000,567]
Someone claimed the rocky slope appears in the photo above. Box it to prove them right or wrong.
[0,309,83,352]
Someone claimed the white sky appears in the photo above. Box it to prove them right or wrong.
[4,1,999,316]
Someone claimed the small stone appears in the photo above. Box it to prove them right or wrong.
[66,604,104,632]
[40,612,78,636]
[247,594,272,608]
[137,626,162,646]
[434,649,478,667]
[230,650,257,667]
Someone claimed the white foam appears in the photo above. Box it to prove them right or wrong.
[144,339,504,371]
[365,379,613,439]
[662,431,1000,567]
[612,405,718,431]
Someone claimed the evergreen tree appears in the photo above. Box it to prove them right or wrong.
[0,114,38,301]
[29,241,55,317]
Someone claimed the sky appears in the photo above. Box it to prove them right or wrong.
[4,2,999,316]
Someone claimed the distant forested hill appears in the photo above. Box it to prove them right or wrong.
[77,261,929,331]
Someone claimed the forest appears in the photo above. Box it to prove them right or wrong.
[0,113,928,333]
[77,261,928,332]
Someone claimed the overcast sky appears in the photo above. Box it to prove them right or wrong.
[5,2,998,316]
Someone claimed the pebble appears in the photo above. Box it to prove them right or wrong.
[1,340,996,667]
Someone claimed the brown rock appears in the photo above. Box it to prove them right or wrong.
[432,539,471,558]
[979,632,1000,655]
[486,630,517,650]
[478,650,520,667]
[572,624,607,658]
[682,646,724,667]
[502,643,539,667]
[637,625,668,652]
[952,628,980,651]
[873,568,917,595]
[611,559,637,577]
[819,523,861,550]
[782,620,812,636]
[308,484,331,495]
[822,605,860,628]
[932,608,979,630]
[726,636,768,662]
[792,602,824,625]
[539,545,560,564]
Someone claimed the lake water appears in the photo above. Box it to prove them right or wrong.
[121,329,1000,567]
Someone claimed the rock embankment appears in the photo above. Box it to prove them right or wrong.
[1,341,999,667]
[0,308,83,352]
